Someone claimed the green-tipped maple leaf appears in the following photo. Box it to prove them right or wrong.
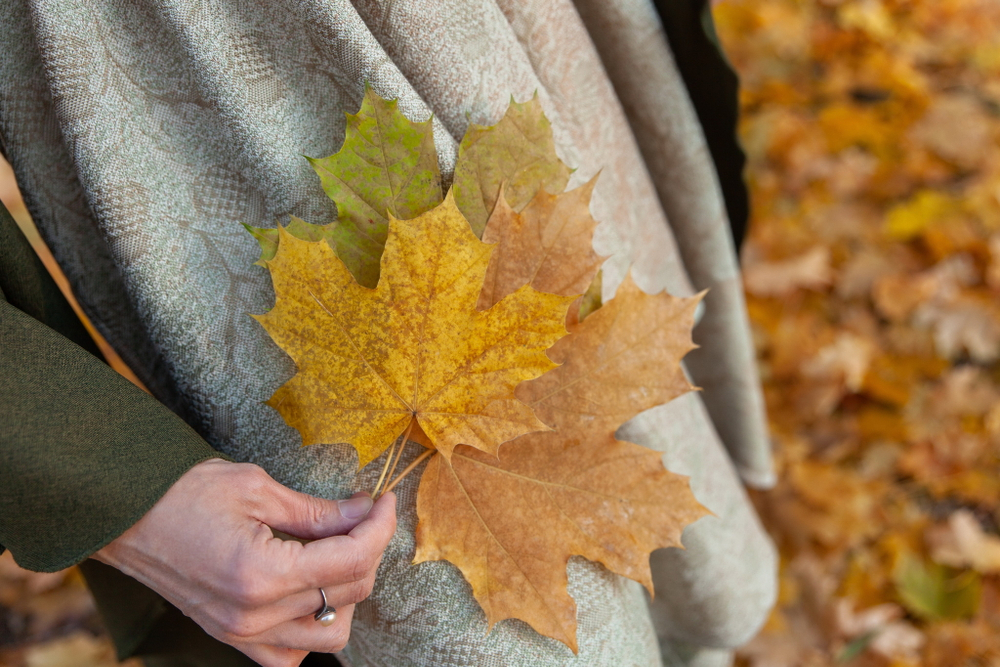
[243,217,337,267]
[453,94,572,237]
[308,87,442,287]
[247,87,442,285]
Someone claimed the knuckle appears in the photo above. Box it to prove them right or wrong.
[348,550,376,582]
[350,577,375,604]
[215,608,261,639]
[237,464,273,493]
[298,496,327,533]
[225,568,271,608]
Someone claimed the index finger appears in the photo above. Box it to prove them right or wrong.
[293,492,397,590]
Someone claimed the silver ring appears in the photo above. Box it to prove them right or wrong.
[314,588,337,626]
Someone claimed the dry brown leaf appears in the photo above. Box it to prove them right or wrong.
[834,598,903,638]
[477,176,604,311]
[831,598,924,662]
[986,234,1000,291]
[515,275,701,432]
[836,249,895,299]
[801,332,875,393]
[23,632,138,667]
[874,255,981,327]
[914,297,1000,363]
[872,273,938,322]
[909,94,993,170]
[737,632,823,667]
[869,621,925,661]
[929,367,1000,419]
[414,274,707,651]
[414,436,704,652]
[743,246,833,297]
[927,510,1000,574]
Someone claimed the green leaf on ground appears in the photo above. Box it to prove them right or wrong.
[893,553,980,621]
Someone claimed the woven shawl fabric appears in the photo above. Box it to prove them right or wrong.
[0,0,776,664]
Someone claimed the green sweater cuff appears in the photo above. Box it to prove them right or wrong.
[0,199,222,572]
[0,300,221,571]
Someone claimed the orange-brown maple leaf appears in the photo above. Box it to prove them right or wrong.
[414,275,709,651]
[478,176,605,311]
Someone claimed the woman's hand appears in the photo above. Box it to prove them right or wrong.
[95,459,396,667]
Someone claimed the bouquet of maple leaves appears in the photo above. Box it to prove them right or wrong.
[244,89,709,651]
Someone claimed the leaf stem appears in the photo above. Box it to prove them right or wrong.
[383,448,435,496]
[372,418,415,498]
[372,439,398,498]
[381,419,414,497]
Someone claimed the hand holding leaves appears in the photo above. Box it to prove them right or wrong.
[247,88,708,651]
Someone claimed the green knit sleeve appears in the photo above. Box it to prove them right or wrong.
[0,203,220,572]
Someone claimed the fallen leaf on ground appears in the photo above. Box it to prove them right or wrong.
[928,367,999,418]
[909,94,993,170]
[869,621,925,661]
[872,272,938,322]
[24,632,135,667]
[927,510,1000,574]
[885,190,956,241]
[833,599,924,662]
[914,296,1000,363]
[801,332,874,392]
[894,553,981,622]
[834,598,903,638]
[743,246,832,297]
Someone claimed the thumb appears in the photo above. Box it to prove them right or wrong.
[258,483,374,541]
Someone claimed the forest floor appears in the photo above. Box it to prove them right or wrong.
[717,0,1000,664]
[4,0,1000,665]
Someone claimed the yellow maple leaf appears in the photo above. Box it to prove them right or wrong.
[255,193,575,467]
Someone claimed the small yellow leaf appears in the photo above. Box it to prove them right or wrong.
[885,191,955,241]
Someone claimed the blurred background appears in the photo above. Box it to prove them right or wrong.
[3,0,1000,664]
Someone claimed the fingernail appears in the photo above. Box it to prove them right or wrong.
[339,496,373,519]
